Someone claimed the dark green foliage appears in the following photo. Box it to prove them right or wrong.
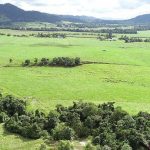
[74,57,81,66]
[7,33,11,36]
[0,112,9,123]
[144,39,150,42]
[119,35,150,43]
[44,111,59,133]
[22,59,31,66]
[121,143,132,150]
[0,92,2,98]
[35,33,66,39]
[50,57,81,67]
[9,58,13,63]
[35,33,66,38]
[9,26,138,34]
[5,111,48,139]
[102,145,111,150]
[119,35,129,42]
[39,144,47,150]
[22,57,81,67]
[128,37,143,43]
[38,58,49,66]
[52,124,75,140]
[57,140,74,150]
[34,58,38,64]
[0,95,26,116]
[0,94,150,149]
[84,142,96,150]
[56,101,150,149]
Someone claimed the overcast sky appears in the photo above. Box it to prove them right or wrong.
[1,0,150,19]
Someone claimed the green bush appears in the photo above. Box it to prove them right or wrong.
[39,144,47,150]
[22,57,81,67]
[22,59,31,66]
[0,112,9,123]
[45,111,59,133]
[52,124,75,140]
[50,57,81,67]
[121,143,132,150]
[84,142,96,150]
[0,94,150,149]
[0,95,26,116]
[57,140,74,150]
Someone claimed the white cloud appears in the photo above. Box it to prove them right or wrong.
[0,0,150,19]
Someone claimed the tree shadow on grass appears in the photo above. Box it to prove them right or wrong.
[30,43,81,48]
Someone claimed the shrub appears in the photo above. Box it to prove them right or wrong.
[9,58,13,63]
[22,59,31,66]
[121,143,132,150]
[34,58,38,64]
[57,140,74,150]
[38,58,49,66]
[0,112,9,123]
[5,113,48,139]
[102,145,111,150]
[144,39,150,42]
[52,124,75,140]
[45,111,59,133]
[84,142,96,150]
[92,136,100,145]
[22,57,81,67]
[0,95,26,116]
[39,144,47,150]
[50,57,81,67]
[0,94,150,149]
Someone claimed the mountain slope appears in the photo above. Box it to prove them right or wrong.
[0,3,150,25]
[0,3,101,24]
[0,3,61,23]
[127,14,150,24]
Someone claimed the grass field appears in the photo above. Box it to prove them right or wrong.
[0,31,150,114]
[0,30,150,149]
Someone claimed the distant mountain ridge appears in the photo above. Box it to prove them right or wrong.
[127,14,150,24]
[0,3,150,25]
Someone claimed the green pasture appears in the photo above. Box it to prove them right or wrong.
[0,31,150,114]
[0,29,150,149]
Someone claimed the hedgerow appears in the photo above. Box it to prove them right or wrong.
[22,57,81,67]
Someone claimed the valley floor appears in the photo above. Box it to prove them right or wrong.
[0,29,150,149]
[0,30,150,114]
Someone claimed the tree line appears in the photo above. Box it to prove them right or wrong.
[0,32,67,39]
[0,26,138,34]
[119,35,150,43]
[32,33,66,38]
[134,25,150,31]
[0,94,150,150]
[22,57,81,67]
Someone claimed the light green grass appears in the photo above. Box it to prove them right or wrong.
[0,30,150,150]
[0,32,150,114]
